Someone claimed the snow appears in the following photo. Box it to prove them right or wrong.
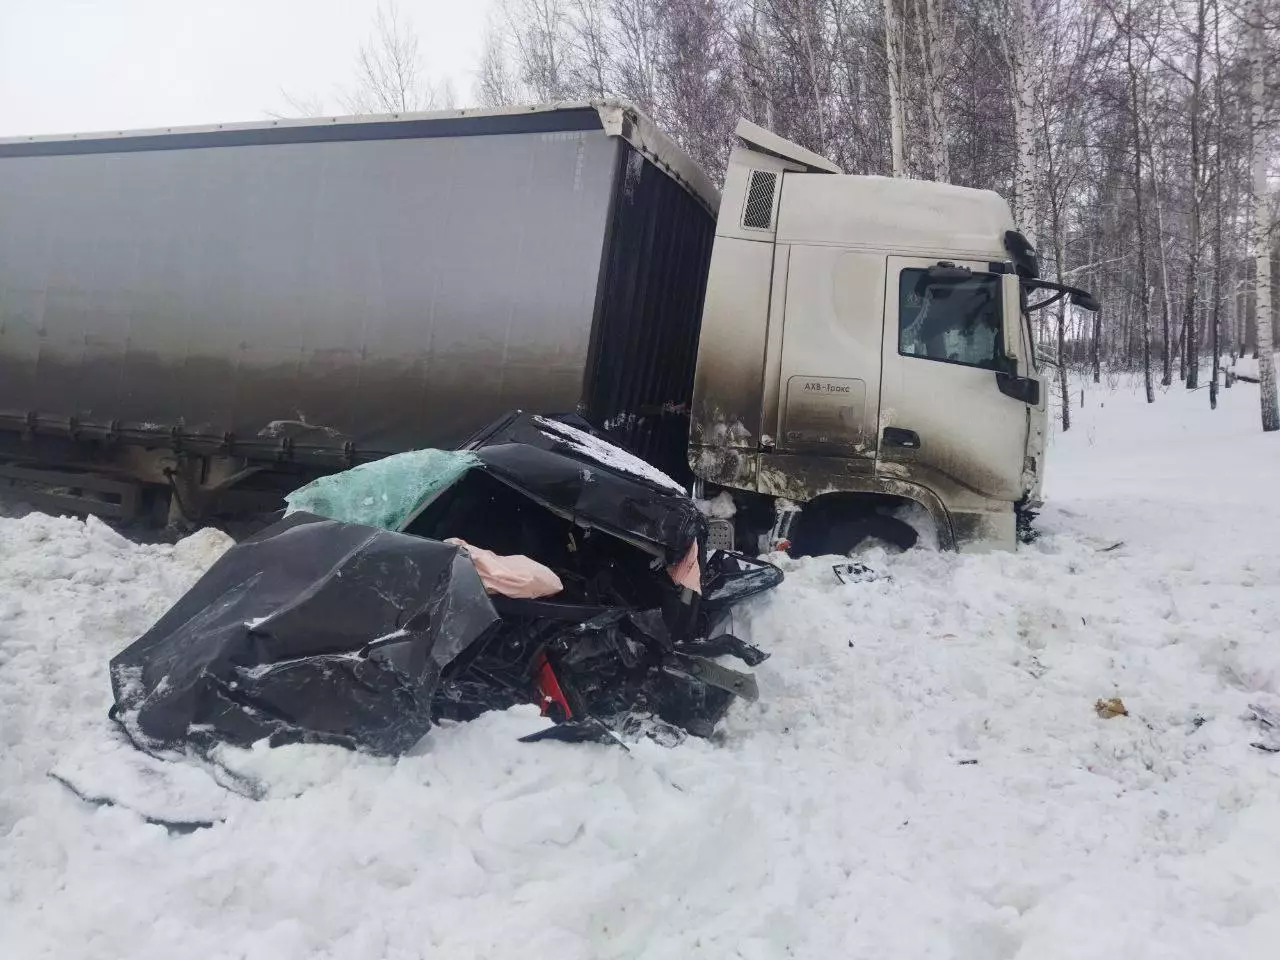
[534,415,688,494]
[1225,350,1278,383]
[697,491,738,519]
[3,378,1280,959]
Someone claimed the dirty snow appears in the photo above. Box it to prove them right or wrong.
[3,377,1280,959]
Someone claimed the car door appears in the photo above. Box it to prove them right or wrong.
[771,245,886,473]
[876,256,1028,502]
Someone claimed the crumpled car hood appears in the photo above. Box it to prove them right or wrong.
[111,513,499,755]
[111,413,782,757]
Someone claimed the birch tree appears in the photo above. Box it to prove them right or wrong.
[884,0,908,176]
[1039,1,1106,426]
[1209,0,1224,410]
[1248,0,1278,431]
[1153,135,1177,384]
[1109,0,1157,401]
[477,24,521,107]
[1005,0,1041,246]
[505,0,576,101]
[657,0,740,173]
[565,0,612,98]
[764,0,836,156]
[1180,0,1209,389]
[344,1,443,113]
[610,0,663,111]
[917,0,952,180]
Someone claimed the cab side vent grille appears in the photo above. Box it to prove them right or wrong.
[742,170,778,230]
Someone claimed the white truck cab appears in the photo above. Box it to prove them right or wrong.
[689,121,1096,554]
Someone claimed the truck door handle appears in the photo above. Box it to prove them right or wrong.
[883,427,920,449]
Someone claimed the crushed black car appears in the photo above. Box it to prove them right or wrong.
[110,413,782,756]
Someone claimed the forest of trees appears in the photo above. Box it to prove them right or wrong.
[333,0,1280,430]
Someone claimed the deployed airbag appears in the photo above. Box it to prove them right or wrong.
[444,537,564,599]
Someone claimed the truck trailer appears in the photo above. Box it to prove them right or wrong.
[0,100,1096,553]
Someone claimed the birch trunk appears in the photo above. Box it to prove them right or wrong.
[1123,5,1154,402]
[919,0,951,181]
[1092,303,1102,383]
[1152,141,1175,385]
[799,9,828,155]
[1090,260,1103,382]
[1057,296,1071,428]
[1250,0,1278,431]
[1209,0,1223,411]
[1009,0,1039,246]
[884,0,907,177]
[1184,0,1207,390]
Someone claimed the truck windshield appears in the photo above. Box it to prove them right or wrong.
[898,269,1002,371]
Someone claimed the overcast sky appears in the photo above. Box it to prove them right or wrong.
[0,0,495,137]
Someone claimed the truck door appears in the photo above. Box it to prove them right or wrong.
[772,246,885,471]
[877,256,1028,502]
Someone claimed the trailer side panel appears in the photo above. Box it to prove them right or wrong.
[0,122,620,457]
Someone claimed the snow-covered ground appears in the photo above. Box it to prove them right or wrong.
[3,377,1279,960]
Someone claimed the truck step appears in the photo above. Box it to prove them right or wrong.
[705,517,735,552]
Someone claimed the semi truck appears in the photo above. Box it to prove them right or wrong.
[0,99,1096,554]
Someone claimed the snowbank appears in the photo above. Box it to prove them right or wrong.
[1225,350,1278,384]
[2,379,1279,959]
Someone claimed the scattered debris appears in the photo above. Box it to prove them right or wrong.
[833,562,888,585]
[1248,703,1279,727]
[1247,703,1280,754]
[110,413,783,757]
[1095,697,1129,719]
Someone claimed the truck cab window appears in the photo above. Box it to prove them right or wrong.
[898,268,1003,370]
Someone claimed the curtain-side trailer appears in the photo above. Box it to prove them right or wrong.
[0,101,716,522]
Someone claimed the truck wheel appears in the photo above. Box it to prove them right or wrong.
[792,513,918,558]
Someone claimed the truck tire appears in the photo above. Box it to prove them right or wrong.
[791,513,919,558]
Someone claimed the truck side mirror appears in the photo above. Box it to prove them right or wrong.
[1070,290,1100,312]
[997,372,1040,405]
[1000,273,1022,362]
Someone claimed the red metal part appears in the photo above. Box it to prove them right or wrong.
[532,651,573,721]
